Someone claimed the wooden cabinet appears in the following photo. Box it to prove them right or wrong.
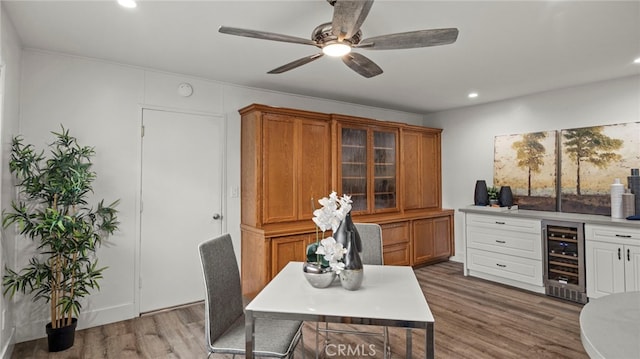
[413,214,453,265]
[240,104,452,297]
[335,117,399,214]
[585,224,640,299]
[241,105,331,227]
[402,127,442,210]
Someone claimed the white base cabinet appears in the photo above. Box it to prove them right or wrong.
[465,213,543,292]
[585,224,640,299]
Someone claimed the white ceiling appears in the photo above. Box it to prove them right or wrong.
[4,0,640,114]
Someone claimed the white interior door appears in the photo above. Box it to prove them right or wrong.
[140,109,224,313]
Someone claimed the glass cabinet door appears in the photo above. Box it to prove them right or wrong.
[373,130,397,210]
[339,125,398,214]
[341,128,368,211]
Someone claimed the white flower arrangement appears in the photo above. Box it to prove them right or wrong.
[312,191,352,232]
[315,237,347,273]
[307,191,353,272]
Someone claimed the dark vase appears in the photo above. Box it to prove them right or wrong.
[333,212,362,253]
[499,186,514,207]
[339,230,364,290]
[46,318,77,352]
[474,180,489,206]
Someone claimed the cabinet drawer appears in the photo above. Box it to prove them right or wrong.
[467,214,541,234]
[467,226,542,260]
[586,224,640,245]
[381,222,410,246]
[383,242,410,266]
[467,248,543,286]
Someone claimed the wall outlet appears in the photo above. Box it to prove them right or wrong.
[230,186,239,198]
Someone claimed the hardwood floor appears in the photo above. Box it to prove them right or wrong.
[11,261,588,358]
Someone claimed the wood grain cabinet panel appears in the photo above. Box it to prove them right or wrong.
[412,214,453,266]
[262,114,297,223]
[402,128,442,210]
[298,119,331,219]
[271,234,314,278]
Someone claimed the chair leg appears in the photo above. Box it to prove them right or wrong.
[383,326,390,359]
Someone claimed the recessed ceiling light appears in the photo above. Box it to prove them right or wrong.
[468,92,478,99]
[634,57,640,64]
[118,0,137,8]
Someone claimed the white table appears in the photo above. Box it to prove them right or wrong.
[580,291,640,358]
[245,261,435,358]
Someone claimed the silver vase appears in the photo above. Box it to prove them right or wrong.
[339,230,363,290]
[303,262,336,288]
[339,268,363,291]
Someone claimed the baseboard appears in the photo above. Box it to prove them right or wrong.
[14,302,136,343]
[1,328,15,359]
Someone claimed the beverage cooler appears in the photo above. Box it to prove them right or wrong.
[542,220,587,304]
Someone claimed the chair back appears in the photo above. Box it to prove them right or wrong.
[353,223,384,265]
[198,234,244,346]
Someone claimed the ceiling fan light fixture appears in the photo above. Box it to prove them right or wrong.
[323,43,352,57]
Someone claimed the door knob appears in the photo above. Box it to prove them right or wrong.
[212,213,222,220]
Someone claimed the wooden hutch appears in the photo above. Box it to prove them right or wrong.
[240,104,453,297]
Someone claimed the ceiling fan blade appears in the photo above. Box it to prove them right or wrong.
[268,53,324,74]
[332,0,374,40]
[342,52,383,78]
[358,28,459,50]
[219,26,317,46]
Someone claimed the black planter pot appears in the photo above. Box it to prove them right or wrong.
[499,186,514,207]
[46,318,77,352]
[474,180,489,206]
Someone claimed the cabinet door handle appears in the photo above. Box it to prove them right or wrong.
[618,248,622,260]
[496,263,506,268]
[615,234,632,238]
[495,240,506,244]
[495,221,505,225]
[628,248,631,261]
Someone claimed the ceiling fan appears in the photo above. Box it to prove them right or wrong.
[219,0,459,78]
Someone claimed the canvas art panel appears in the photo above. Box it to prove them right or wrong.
[560,122,640,215]
[494,131,557,211]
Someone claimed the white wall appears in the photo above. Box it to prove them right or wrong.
[10,48,424,343]
[0,3,23,358]
[424,75,640,262]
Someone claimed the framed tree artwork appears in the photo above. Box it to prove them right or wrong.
[494,131,557,211]
[560,122,640,215]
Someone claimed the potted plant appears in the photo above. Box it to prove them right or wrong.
[488,186,500,206]
[302,192,351,287]
[2,126,119,352]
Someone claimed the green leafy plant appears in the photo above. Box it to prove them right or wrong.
[488,186,499,201]
[2,126,119,330]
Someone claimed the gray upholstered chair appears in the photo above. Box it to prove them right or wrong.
[199,234,304,358]
[315,223,389,359]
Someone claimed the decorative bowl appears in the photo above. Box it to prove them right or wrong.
[302,262,336,288]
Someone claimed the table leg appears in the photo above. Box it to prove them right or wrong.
[406,328,412,358]
[245,310,255,359]
[426,322,434,359]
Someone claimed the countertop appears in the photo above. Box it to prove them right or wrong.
[459,205,640,229]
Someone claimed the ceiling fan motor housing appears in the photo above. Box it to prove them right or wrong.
[312,22,361,48]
